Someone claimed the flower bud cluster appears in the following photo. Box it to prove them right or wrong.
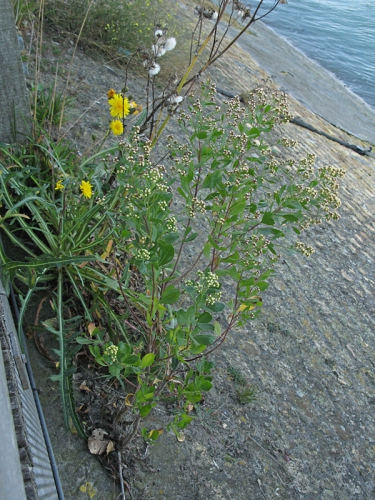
[158,200,168,211]
[296,242,314,257]
[319,165,346,179]
[281,138,297,148]
[104,344,118,363]
[136,248,151,261]
[206,292,222,305]
[248,234,271,256]
[186,271,221,305]
[320,187,341,210]
[299,217,323,231]
[166,217,177,232]
[296,184,318,199]
[96,196,106,205]
[189,197,206,218]
[145,167,164,183]
[135,187,152,199]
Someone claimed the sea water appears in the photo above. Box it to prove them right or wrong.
[261,0,375,109]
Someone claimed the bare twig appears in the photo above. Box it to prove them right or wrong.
[117,451,126,500]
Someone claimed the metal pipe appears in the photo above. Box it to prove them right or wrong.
[9,284,66,500]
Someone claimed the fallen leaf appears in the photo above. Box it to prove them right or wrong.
[88,428,109,455]
[186,403,194,414]
[101,239,113,260]
[79,481,97,498]
[177,432,185,442]
[106,440,115,454]
[79,381,92,392]
[125,393,134,407]
[87,322,96,335]
[148,428,163,441]
[76,404,90,414]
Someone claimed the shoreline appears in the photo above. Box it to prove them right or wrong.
[227,20,375,145]
[261,20,375,112]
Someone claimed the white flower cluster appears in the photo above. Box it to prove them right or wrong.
[136,248,151,261]
[166,216,177,232]
[104,344,118,363]
[199,271,220,288]
[146,167,163,183]
[185,271,221,304]
[158,200,168,211]
[206,292,222,306]
[296,241,314,257]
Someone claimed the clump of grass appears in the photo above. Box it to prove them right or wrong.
[42,0,191,77]
[31,84,73,128]
[227,364,247,385]
[266,322,291,336]
[237,384,261,405]
[227,364,261,405]
[12,0,39,27]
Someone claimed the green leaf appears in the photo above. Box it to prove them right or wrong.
[109,363,122,378]
[176,306,195,326]
[214,321,222,336]
[202,169,222,189]
[160,286,180,305]
[282,213,301,222]
[196,131,207,139]
[140,353,155,368]
[228,201,246,218]
[257,281,269,291]
[183,390,203,403]
[261,212,275,225]
[132,107,147,127]
[222,251,240,264]
[246,127,260,138]
[75,336,93,345]
[4,254,99,272]
[122,355,140,365]
[205,302,225,313]
[158,242,174,266]
[184,232,198,242]
[197,312,212,323]
[139,404,155,418]
[194,375,212,391]
[208,235,220,250]
[174,412,193,429]
[258,227,285,239]
[194,334,216,345]
[203,242,212,259]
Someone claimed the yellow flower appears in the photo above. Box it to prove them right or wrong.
[107,88,116,99]
[110,119,124,136]
[55,180,64,191]
[109,94,130,118]
[129,100,142,115]
[80,180,93,199]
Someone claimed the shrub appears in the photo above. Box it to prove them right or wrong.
[0,80,344,443]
